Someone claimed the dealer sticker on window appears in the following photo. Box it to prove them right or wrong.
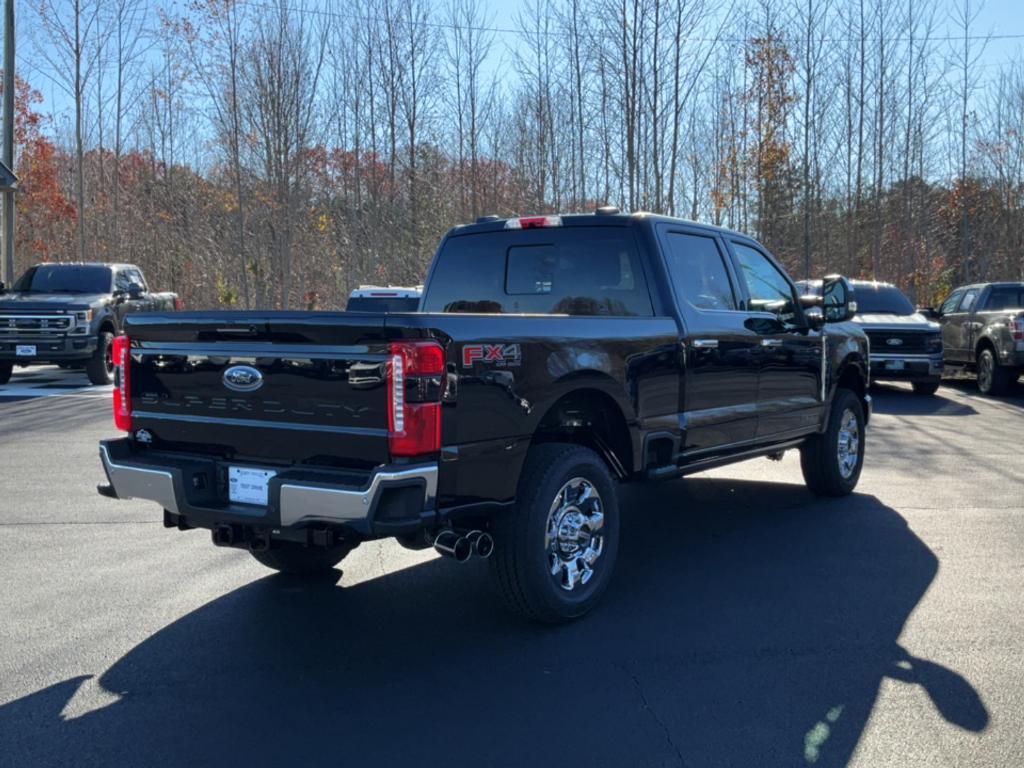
[228,467,277,506]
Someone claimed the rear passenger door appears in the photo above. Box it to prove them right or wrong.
[728,240,824,440]
[656,224,760,454]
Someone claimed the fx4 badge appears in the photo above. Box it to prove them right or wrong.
[462,343,522,368]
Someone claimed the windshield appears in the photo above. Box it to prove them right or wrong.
[13,265,112,294]
[853,285,915,315]
[984,286,1024,311]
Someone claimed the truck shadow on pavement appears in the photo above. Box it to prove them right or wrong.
[868,384,979,417]
[0,478,988,768]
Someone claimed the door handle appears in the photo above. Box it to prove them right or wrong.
[760,338,783,347]
[692,339,719,349]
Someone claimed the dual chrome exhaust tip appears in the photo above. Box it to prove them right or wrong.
[433,529,494,562]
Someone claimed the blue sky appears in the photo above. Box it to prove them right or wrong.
[16,0,1024,135]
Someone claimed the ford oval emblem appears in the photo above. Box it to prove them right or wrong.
[223,365,264,392]
[886,338,904,346]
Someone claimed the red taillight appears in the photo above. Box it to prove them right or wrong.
[174,297,185,311]
[112,335,132,432]
[504,215,562,230]
[388,340,444,457]
[1010,316,1024,341]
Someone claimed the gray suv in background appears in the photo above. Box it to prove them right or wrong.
[800,279,943,395]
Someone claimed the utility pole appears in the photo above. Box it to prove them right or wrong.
[2,0,14,287]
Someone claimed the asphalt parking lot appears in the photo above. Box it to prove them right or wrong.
[1,366,1023,768]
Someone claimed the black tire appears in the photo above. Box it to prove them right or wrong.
[912,381,940,396]
[800,388,866,497]
[86,332,115,385]
[249,541,353,575]
[490,443,620,623]
[976,348,1012,396]
[0,361,12,385]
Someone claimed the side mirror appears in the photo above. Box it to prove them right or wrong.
[0,281,5,292]
[918,306,939,320]
[822,274,855,323]
[127,284,144,300]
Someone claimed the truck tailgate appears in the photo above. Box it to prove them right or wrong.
[124,312,392,465]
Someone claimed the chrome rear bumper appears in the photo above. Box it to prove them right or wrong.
[99,439,437,535]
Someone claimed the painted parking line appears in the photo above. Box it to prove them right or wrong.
[0,366,112,400]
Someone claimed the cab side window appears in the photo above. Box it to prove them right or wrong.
[959,289,979,312]
[114,270,131,294]
[126,269,148,292]
[662,232,737,311]
[938,290,964,315]
[731,242,801,327]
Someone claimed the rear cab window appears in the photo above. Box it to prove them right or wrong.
[421,226,654,316]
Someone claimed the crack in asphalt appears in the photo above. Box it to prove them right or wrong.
[628,670,689,768]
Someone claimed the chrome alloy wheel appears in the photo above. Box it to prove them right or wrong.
[545,477,605,592]
[836,407,860,479]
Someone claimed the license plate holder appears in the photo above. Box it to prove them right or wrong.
[887,359,905,371]
[228,467,277,506]
[16,344,37,357]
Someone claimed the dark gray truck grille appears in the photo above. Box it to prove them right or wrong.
[865,330,929,354]
[0,314,73,333]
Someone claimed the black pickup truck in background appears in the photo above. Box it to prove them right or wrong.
[924,282,1024,395]
[98,211,870,621]
[0,263,180,386]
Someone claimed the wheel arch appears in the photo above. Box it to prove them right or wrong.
[531,383,636,480]
[974,335,996,360]
[97,318,117,337]
[830,353,870,428]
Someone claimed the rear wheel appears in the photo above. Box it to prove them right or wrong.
[0,361,11,385]
[490,443,619,623]
[86,332,115,385]
[249,541,354,575]
[977,348,1012,396]
[800,388,865,497]
[912,381,940,396]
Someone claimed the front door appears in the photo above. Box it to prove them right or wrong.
[656,225,760,454]
[940,288,975,363]
[729,241,824,439]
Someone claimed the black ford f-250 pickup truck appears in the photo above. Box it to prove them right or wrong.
[0,263,179,385]
[98,212,870,621]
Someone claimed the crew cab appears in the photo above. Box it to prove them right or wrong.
[925,282,1024,395]
[799,279,943,395]
[97,212,870,622]
[0,263,179,385]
